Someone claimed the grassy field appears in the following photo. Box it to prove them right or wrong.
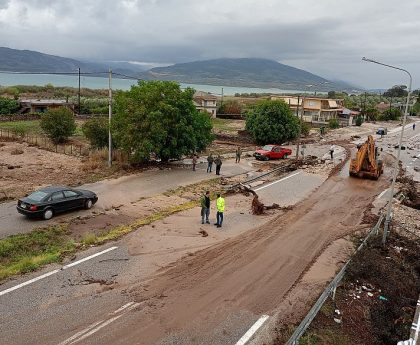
[211,118,243,134]
[0,120,84,137]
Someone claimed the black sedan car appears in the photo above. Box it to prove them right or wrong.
[17,186,98,220]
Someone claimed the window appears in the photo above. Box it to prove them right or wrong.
[273,147,280,152]
[63,190,78,198]
[51,191,65,201]
[27,191,48,202]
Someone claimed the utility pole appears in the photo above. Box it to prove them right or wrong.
[108,69,112,168]
[78,67,81,115]
[221,87,224,107]
[295,95,302,159]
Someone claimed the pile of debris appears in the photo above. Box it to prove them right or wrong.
[397,175,420,209]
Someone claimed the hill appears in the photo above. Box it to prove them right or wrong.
[140,58,352,91]
[0,47,146,76]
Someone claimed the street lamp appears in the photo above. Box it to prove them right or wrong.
[362,57,412,244]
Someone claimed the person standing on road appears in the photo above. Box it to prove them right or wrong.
[235,146,242,163]
[207,153,214,173]
[200,191,211,224]
[192,154,198,171]
[413,123,416,131]
[214,193,225,228]
[329,145,334,160]
[215,155,222,175]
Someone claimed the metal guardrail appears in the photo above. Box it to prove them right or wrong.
[285,214,385,345]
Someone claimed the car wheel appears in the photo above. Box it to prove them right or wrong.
[85,199,93,210]
[43,208,54,220]
[264,156,270,161]
[283,154,288,159]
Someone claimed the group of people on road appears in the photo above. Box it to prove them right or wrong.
[193,146,243,174]
[200,191,225,228]
[206,153,223,175]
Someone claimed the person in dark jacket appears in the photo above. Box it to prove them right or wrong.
[214,155,222,175]
[206,153,214,173]
[235,146,242,163]
[200,191,211,224]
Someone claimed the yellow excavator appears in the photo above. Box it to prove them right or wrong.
[349,135,383,180]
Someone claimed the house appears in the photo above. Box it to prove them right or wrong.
[193,91,218,118]
[272,96,344,126]
[19,99,75,114]
[337,108,360,126]
[376,102,391,114]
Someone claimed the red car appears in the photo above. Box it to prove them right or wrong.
[254,145,292,160]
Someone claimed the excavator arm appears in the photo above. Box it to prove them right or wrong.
[349,135,383,180]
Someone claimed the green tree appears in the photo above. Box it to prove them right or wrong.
[0,97,20,114]
[40,108,76,144]
[380,108,401,121]
[328,118,340,129]
[112,81,213,163]
[218,100,243,114]
[384,85,408,98]
[355,116,363,126]
[82,117,109,148]
[245,100,300,144]
[365,107,379,121]
[300,119,310,136]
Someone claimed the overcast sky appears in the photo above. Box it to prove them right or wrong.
[0,0,419,89]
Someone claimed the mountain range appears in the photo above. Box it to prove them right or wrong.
[0,47,357,91]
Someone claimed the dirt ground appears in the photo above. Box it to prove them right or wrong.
[0,139,130,202]
[286,232,420,345]
[87,156,390,345]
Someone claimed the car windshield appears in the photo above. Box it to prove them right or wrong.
[262,145,273,151]
[27,191,49,202]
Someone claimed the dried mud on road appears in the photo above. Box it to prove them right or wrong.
[95,161,390,345]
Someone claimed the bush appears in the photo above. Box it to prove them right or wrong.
[246,100,300,144]
[328,118,340,129]
[11,123,28,138]
[0,97,20,115]
[82,117,109,148]
[355,116,363,126]
[40,108,76,144]
[380,108,401,121]
[300,119,311,136]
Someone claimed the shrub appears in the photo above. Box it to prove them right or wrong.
[355,116,363,126]
[328,118,340,129]
[82,117,109,148]
[245,100,300,144]
[380,108,401,121]
[300,120,311,136]
[0,97,20,115]
[40,108,76,144]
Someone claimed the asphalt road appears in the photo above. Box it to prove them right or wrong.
[1,121,417,345]
[0,165,327,345]
[0,161,255,239]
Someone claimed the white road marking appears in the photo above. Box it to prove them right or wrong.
[0,269,60,297]
[378,189,388,199]
[255,171,301,191]
[62,246,118,269]
[0,246,118,297]
[58,302,140,345]
[68,314,124,344]
[235,315,270,345]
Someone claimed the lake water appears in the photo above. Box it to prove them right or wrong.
[0,72,309,95]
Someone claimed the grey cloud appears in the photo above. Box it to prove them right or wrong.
[0,0,419,88]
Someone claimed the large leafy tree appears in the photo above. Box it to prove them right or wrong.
[246,99,300,144]
[384,85,408,98]
[112,81,213,163]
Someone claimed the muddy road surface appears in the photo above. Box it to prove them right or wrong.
[63,167,389,345]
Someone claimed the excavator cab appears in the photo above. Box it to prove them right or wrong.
[349,135,383,180]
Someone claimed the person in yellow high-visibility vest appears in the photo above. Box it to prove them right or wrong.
[214,193,225,228]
